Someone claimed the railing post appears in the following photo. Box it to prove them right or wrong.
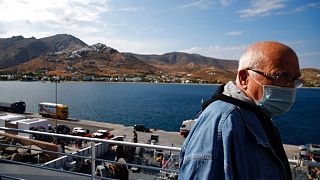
[91,141,96,180]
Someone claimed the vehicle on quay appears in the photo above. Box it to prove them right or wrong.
[56,124,71,134]
[299,144,320,161]
[298,143,320,179]
[38,102,68,119]
[72,127,87,136]
[179,119,196,138]
[92,129,114,139]
[0,101,26,113]
[111,135,126,141]
[134,124,150,132]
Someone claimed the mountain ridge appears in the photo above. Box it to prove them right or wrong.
[0,34,87,69]
[0,34,319,85]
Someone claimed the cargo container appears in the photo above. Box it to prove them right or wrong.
[38,102,68,119]
[8,118,49,139]
[0,114,25,133]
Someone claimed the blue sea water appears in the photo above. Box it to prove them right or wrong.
[0,81,319,145]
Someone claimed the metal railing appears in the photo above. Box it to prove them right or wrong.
[0,174,25,180]
[1,127,320,180]
[0,127,181,180]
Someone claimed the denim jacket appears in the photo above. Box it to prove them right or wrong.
[179,83,289,180]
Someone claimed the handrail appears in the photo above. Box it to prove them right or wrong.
[0,127,181,151]
[0,126,181,179]
[0,174,26,180]
[14,142,179,174]
[0,158,92,178]
[0,143,88,159]
[1,126,320,179]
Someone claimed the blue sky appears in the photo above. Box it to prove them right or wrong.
[0,0,319,68]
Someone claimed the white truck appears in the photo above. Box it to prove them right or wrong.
[38,102,68,119]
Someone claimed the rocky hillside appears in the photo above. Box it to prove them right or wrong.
[0,36,47,68]
[301,68,320,87]
[127,52,238,71]
[0,34,318,85]
[126,52,238,82]
[40,34,87,52]
[0,34,239,82]
[0,34,87,69]
[12,43,158,77]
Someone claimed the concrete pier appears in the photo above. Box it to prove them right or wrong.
[4,111,301,158]
[42,116,300,159]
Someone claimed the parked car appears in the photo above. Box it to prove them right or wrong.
[111,136,126,141]
[92,129,114,139]
[134,124,150,132]
[56,124,71,134]
[72,127,87,136]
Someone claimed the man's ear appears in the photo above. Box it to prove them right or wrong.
[238,70,248,90]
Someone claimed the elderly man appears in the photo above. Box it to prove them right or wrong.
[179,41,302,180]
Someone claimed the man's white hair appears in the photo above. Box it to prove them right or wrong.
[236,48,266,82]
[238,49,265,71]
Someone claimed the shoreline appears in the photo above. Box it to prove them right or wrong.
[1,80,319,88]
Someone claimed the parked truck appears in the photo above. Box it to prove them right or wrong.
[38,102,68,119]
[0,101,26,113]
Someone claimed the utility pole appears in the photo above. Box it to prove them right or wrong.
[55,76,58,130]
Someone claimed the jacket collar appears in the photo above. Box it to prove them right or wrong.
[222,81,272,148]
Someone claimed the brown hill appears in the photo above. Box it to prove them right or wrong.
[0,34,239,82]
[10,43,158,77]
[301,68,320,87]
[126,52,238,82]
[127,52,238,71]
[40,34,87,52]
[0,34,87,69]
[0,36,47,68]
[2,34,317,85]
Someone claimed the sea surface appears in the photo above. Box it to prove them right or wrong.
[0,81,319,145]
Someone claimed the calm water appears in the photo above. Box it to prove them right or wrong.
[0,81,319,145]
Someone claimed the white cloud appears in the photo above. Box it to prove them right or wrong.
[238,0,288,18]
[0,0,115,39]
[151,28,164,33]
[177,0,213,9]
[276,2,320,15]
[225,31,243,36]
[0,0,111,23]
[177,0,231,10]
[180,44,248,60]
[282,40,306,47]
[219,0,232,7]
[129,26,164,35]
[116,7,145,12]
[300,52,320,57]
[293,2,320,12]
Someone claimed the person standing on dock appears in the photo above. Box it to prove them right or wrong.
[133,130,138,143]
[179,41,302,180]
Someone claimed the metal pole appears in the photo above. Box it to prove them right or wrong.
[91,141,96,180]
[55,77,58,129]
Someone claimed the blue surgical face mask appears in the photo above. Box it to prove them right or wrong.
[249,75,296,116]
